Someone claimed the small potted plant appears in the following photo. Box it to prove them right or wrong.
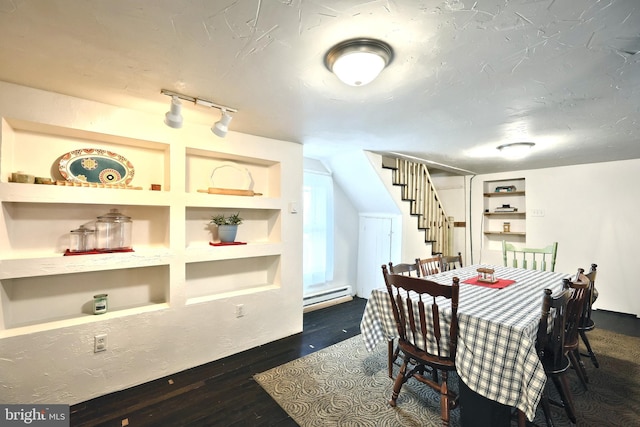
[210,212,243,242]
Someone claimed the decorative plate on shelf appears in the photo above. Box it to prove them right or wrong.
[210,161,252,190]
[58,148,135,185]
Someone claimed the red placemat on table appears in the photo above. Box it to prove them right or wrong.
[64,248,135,256]
[209,242,247,246]
[462,277,516,289]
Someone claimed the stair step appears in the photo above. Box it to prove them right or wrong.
[381,156,398,170]
[383,156,451,255]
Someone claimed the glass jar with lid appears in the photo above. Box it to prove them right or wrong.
[69,225,95,253]
[95,209,132,251]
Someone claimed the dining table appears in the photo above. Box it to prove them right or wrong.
[360,264,571,422]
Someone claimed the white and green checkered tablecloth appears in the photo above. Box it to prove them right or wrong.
[360,264,570,421]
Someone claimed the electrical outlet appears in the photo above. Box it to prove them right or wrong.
[94,334,107,353]
[531,209,545,217]
[235,304,245,318]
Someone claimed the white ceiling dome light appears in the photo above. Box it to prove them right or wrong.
[497,142,535,159]
[325,38,393,86]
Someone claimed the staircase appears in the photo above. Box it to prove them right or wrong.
[382,156,453,256]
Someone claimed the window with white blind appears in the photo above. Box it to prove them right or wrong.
[302,170,334,295]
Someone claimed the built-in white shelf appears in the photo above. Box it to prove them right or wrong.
[0,117,284,334]
[185,255,281,305]
[483,178,526,249]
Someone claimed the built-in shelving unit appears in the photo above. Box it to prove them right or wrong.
[483,178,526,244]
[0,117,284,337]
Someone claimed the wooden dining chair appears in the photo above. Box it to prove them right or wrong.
[534,284,587,427]
[382,264,460,427]
[578,264,599,369]
[388,262,421,277]
[440,252,463,271]
[415,255,442,276]
[562,272,591,390]
[386,262,421,378]
[502,241,558,272]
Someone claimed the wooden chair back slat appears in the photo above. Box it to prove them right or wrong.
[389,262,420,277]
[537,288,569,369]
[415,255,442,277]
[583,263,598,323]
[562,273,589,345]
[441,252,463,271]
[503,241,558,272]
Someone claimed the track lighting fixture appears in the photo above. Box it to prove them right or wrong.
[164,96,183,129]
[160,89,237,137]
[212,109,233,138]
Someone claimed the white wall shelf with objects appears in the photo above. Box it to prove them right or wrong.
[183,145,284,304]
[0,115,289,338]
[0,118,174,335]
[1,118,171,192]
[0,267,170,338]
[483,178,526,249]
[185,146,281,198]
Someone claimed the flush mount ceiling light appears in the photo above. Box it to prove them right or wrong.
[212,109,233,138]
[161,89,237,137]
[497,142,535,159]
[164,96,183,129]
[325,38,393,86]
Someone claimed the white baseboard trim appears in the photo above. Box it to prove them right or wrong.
[303,295,353,313]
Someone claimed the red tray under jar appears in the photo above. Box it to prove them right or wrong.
[63,248,135,256]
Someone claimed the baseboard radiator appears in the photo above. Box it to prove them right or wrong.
[303,285,352,307]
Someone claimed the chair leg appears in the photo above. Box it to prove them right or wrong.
[568,348,589,390]
[389,359,408,407]
[579,330,599,368]
[551,374,577,424]
[517,409,527,427]
[539,392,555,427]
[388,340,394,378]
[439,371,450,426]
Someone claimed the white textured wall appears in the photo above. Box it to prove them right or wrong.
[0,81,303,404]
[332,181,359,290]
[470,161,640,316]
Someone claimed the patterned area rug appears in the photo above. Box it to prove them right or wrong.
[254,329,640,426]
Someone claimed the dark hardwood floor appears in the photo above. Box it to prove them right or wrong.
[70,297,368,427]
[69,298,638,427]
[592,309,640,337]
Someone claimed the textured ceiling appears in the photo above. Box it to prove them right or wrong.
[0,0,638,174]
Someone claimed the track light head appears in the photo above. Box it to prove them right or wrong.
[164,96,183,129]
[212,110,233,138]
[161,89,237,135]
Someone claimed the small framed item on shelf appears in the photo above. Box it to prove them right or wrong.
[494,204,518,212]
[495,185,516,192]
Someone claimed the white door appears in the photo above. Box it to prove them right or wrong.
[357,216,393,298]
